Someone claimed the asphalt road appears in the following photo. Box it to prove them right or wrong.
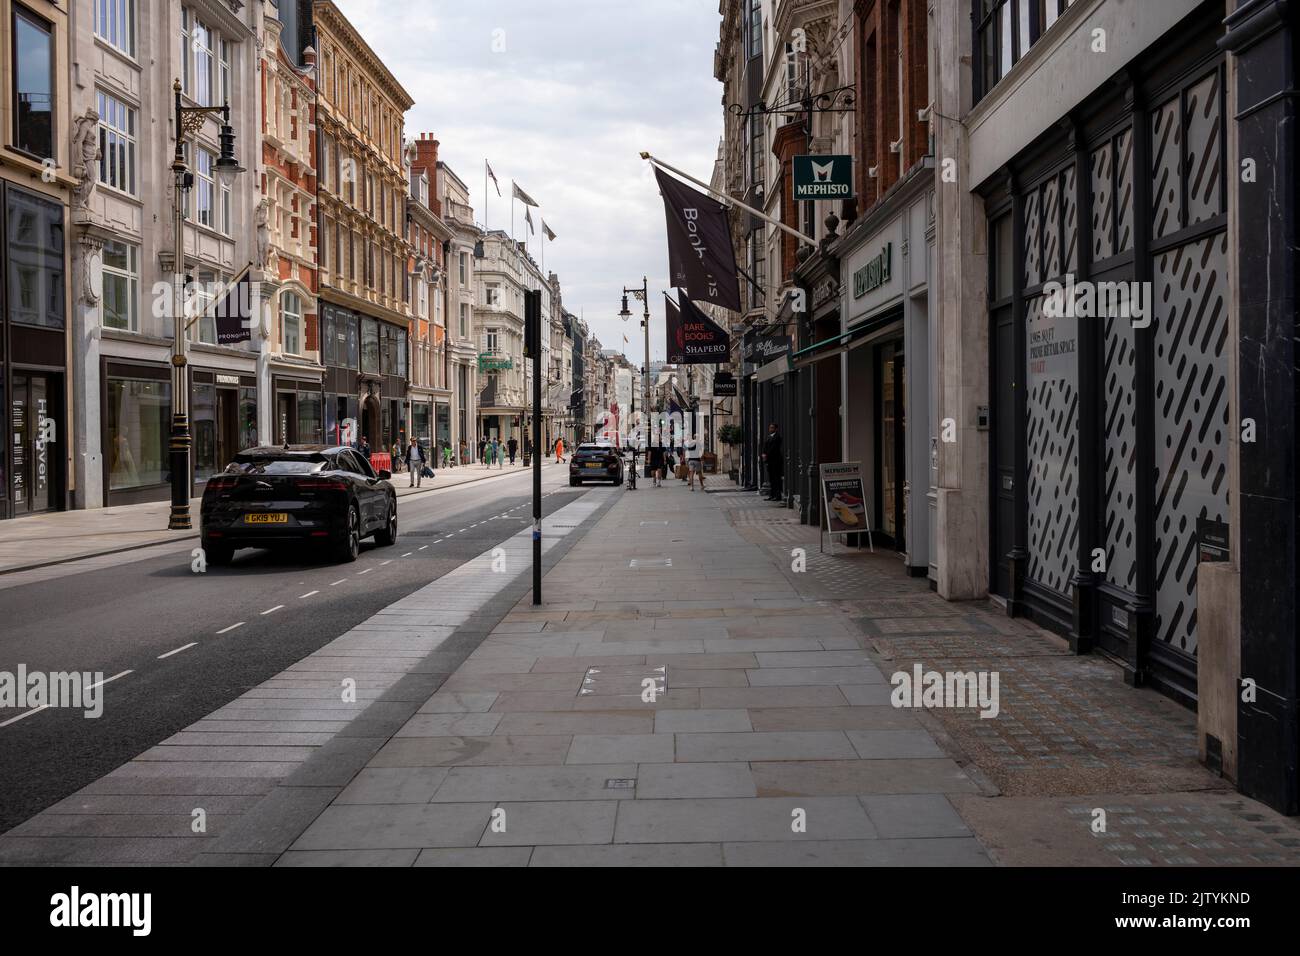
[0,465,600,834]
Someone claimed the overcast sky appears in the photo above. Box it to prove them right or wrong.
[338,0,724,367]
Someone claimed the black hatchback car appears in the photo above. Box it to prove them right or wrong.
[569,442,624,486]
[200,445,397,564]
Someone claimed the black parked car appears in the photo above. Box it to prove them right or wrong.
[569,442,623,486]
[200,445,397,564]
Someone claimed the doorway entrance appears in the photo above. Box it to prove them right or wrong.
[9,372,60,515]
[875,341,905,551]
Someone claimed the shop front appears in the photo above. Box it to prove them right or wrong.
[192,369,257,478]
[837,165,933,571]
[2,184,69,519]
[320,301,408,454]
[271,374,323,448]
[977,7,1228,704]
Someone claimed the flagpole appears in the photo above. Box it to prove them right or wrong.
[640,151,815,248]
[484,160,489,230]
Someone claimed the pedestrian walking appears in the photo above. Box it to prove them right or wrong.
[459,438,468,466]
[405,438,424,487]
[478,436,486,464]
[762,422,784,501]
[677,446,688,481]
[508,436,518,465]
[686,438,706,491]
[443,443,452,469]
[391,441,403,474]
[649,444,665,487]
[357,435,371,462]
[494,437,504,468]
[555,437,565,463]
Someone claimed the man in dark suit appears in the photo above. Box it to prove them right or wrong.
[761,423,784,501]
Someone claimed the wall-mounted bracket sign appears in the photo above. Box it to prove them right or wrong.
[793,155,854,201]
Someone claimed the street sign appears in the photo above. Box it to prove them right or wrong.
[793,155,854,201]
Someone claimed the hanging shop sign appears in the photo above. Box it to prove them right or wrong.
[819,461,873,550]
[713,373,738,397]
[743,334,792,364]
[478,354,513,373]
[666,293,730,364]
[793,155,855,201]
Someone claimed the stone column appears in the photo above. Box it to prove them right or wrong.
[70,219,116,510]
[252,269,279,446]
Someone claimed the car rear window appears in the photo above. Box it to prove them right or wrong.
[227,458,326,475]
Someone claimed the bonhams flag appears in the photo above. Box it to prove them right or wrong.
[486,160,501,196]
[525,206,535,234]
[665,292,730,365]
[655,166,741,312]
[209,267,254,345]
[542,220,557,242]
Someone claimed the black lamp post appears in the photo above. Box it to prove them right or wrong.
[619,278,649,468]
[167,79,245,530]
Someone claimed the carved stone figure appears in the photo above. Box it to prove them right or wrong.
[70,109,101,209]
[255,199,272,271]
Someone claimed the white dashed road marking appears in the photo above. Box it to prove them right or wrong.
[330,579,346,586]
[261,605,285,615]
[358,568,372,575]
[0,705,49,727]
[299,590,319,599]
[401,552,413,557]
[87,671,132,691]
[216,622,245,634]
[158,643,197,660]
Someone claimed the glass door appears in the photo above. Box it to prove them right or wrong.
[877,342,906,550]
[9,373,56,514]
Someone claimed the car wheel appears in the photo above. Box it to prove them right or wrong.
[335,503,360,563]
[569,478,580,487]
[203,539,233,566]
[374,498,398,546]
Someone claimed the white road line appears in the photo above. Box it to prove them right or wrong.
[418,545,428,550]
[358,568,372,575]
[157,642,197,660]
[261,605,285,615]
[330,579,346,586]
[401,552,413,557]
[299,590,319,599]
[381,559,392,566]
[87,670,132,691]
[0,705,49,727]
[216,622,245,634]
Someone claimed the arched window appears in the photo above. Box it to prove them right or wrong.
[282,291,302,355]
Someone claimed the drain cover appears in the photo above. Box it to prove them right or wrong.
[605,778,636,790]
[630,558,672,569]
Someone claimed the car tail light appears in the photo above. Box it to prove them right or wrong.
[296,478,348,491]
[206,476,239,492]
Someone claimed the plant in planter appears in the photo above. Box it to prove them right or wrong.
[718,423,744,481]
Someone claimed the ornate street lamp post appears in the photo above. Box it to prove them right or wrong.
[168,79,245,530]
[618,277,649,467]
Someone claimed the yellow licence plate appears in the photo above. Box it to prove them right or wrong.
[584,462,603,469]
[244,512,288,524]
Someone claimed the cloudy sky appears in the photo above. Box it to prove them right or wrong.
[338,0,725,367]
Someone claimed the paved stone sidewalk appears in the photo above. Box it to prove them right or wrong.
[279,477,991,866]
[722,492,1300,867]
[0,461,557,575]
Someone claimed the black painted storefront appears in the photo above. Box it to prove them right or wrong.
[981,3,1231,707]
[2,184,68,520]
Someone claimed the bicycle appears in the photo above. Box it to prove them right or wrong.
[625,449,638,491]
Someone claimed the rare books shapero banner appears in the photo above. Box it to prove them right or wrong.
[666,293,730,364]
[819,461,869,535]
[655,166,742,312]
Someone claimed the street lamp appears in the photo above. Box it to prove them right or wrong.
[620,278,649,461]
[168,79,244,530]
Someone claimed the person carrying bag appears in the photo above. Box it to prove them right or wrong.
[405,439,426,487]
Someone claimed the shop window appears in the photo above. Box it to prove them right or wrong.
[297,389,322,445]
[5,187,65,330]
[101,239,139,331]
[361,317,379,373]
[193,382,218,481]
[107,377,170,489]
